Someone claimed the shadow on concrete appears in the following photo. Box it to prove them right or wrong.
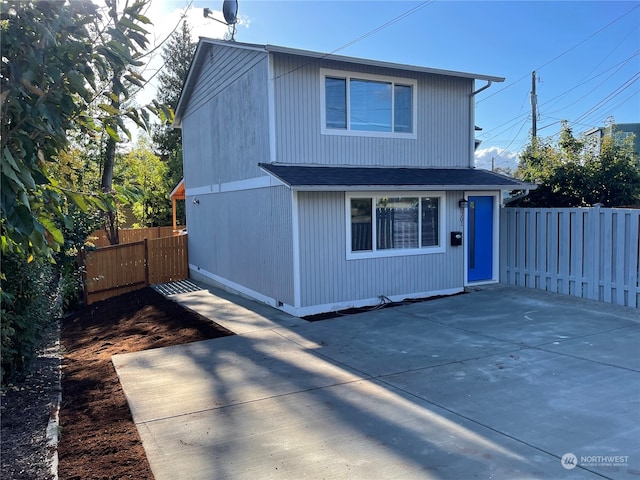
[113,283,640,480]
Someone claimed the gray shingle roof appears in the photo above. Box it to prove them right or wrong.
[259,164,533,191]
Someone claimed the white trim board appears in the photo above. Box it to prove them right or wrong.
[293,287,463,317]
[291,191,301,309]
[189,265,281,309]
[186,175,286,197]
[189,265,462,318]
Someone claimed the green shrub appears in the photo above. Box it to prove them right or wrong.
[1,207,100,384]
[1,253,58,384]
[55,207,102,313]
[57,261,83,313]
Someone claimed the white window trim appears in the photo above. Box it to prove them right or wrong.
[345,191,446,260]
[320,68,418,139]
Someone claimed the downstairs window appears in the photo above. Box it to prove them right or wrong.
[347,192,445,258]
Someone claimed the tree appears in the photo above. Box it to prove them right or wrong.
[93,0,160,245]
[0,1,171,258]
[117,137,170,227]
[585,133,640,206]
[513,122,640,207]
[1,1,101,260]
[152,20,196,191]
[0,0,169,381]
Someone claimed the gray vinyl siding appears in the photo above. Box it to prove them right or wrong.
[182,105,213,187]
[272,53,472,168]
[182,43,270,188]
[187,186,294,305]
[179,40,488,312]
[297,191,465,308]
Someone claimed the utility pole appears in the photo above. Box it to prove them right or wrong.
[491,156,495,172]
[531,71,537,139]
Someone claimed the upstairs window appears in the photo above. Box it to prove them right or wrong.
[322,69,416,138]
[325,77,347,129]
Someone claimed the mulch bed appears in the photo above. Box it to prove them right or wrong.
[57,287,233,479]
[1,320,61,480]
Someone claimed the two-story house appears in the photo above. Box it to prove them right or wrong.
[174,39,532,317]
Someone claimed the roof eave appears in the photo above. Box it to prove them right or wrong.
[265,44,505,83]
[289,184,533,192]
[170,178,185,199]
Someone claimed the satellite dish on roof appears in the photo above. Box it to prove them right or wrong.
[203,1,239,40]
[223,0,238,25]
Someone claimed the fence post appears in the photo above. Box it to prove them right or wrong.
[77,248,88,305]
[586,205,601,301]
[144,238,150,287]
[629,212,640,308]
[499,208,507,283]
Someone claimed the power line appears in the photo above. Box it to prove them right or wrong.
[482,62,630,154]
[569,84,640,130]
[570,72,640,126]
[479,50,639,142]
[274,1,434,80]
[603,85,640,116]
[329,1,435,56]
[478,3,640,104]
[540,24,639,113]
[543,50,640,117]
[538,72,640,133]
[482,113,530,145]
[494,118,530,158]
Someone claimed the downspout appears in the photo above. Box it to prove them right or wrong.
[267,51,277,164]
[471,80,493,96]
[464,79,496,286]
[468,80,493,168]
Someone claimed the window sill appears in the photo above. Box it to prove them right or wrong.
[347,246,446,260]
[321,128,417,140]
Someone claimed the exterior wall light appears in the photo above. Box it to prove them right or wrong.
[458,199,469,209]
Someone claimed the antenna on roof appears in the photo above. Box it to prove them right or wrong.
[223,0,238,25]
[204,1,238,41]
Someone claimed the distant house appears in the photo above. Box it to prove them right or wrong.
[584,123,640,158]
[174,39,533,316]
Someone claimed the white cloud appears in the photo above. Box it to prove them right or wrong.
[474,146,520,174]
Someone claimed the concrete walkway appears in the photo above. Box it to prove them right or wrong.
[113,282,640,479]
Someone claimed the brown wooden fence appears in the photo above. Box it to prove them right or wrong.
[87,226,185,248]
[80,234,189,305]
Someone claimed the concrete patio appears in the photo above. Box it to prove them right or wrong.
[112,283,639,479]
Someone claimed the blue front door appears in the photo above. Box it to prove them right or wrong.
[467,196,493,282]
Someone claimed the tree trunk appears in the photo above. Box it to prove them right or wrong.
[101,135,119,245]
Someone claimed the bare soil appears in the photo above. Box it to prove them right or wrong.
[1,287,233,480]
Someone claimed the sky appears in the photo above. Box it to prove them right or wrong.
[140,0,640,172]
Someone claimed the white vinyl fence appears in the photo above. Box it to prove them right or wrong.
[500,206,640,308]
